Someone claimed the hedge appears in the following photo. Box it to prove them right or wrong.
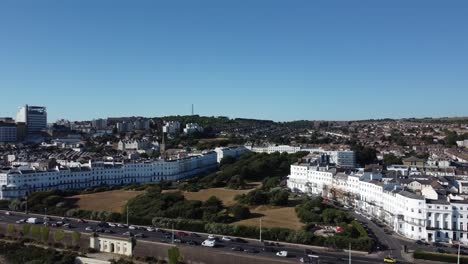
[414,250,468,263]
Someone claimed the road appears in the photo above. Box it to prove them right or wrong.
[0,209,402,264]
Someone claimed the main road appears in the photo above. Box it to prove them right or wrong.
[0,209,410,264]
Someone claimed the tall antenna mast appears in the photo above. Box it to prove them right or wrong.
[191,104,194,116]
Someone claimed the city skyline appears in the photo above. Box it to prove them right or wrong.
[1,0,467,121]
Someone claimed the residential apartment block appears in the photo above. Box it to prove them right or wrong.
[287,155,468,244]
[0,151,217,199]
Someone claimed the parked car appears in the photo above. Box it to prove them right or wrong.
[134,233,146,238]
[176,231,189,237]
[123,232,133,237]
[85,226,94,232]
[190,232,200,237]
[5,211,11,215]
[146,227,155,232]
[108,223,117,227]
[78,219,87,223]
[222,236,232,241]
[231,246,243,251]
[104,229,114,234]
[128,225,137,230]
[187,240,198,246]
[208,234,216,240]
[16,219,26,224]
[174,238,183,243]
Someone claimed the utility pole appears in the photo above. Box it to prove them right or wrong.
[259,218,262,242]
[349,243,351,264]
[25,196,28,214]
[126,205,129,226]
[172,223,175,244]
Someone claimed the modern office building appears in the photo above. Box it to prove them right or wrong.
[16,105,47,134]
[0,122,17,142]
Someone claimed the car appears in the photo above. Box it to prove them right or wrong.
[173,238,183,243]
[187,240,198,246]
[134,233,146,238]
[77,219,87,223]
[104,229,114,234]
[117,223,125,228]
[146,227,155,232]
[176,231,189,237]
[85,226,94,232]
[128,225,137,230]
[201,239,216,248]
[208,234,216,240]
[108,223,117,227]
[164,233,172,239]
[383,257,397,263]
[63,223,73,229]
[434,242,447,248]
[437,248,447,254]
[244,248,258,254]
[221,236,232,241]
[276,251,288,257]
[190,232,200,237]
[234,238,248,243]
[97,222,108,228]
[96,228,105,233]
[5,211,11,215]
[123,231,133,236]
[16,219,26,224]
[262,247,277,253]
[231,246,243,251]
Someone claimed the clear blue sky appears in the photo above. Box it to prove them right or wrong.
[1,0,467,122]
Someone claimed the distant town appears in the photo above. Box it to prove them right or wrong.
[1,104,468,263]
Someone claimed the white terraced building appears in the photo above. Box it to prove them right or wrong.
[287,159,468,244]
[0,152,217,199]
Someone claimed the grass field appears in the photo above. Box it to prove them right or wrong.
[70,190,144,213]
[232,205,304,230]
[164,185,259,207]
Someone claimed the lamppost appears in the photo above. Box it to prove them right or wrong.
[259,217,263,242]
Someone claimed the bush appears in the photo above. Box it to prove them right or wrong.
[229,205,251,220]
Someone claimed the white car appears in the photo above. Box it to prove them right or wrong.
[147,227,155,232]
[85,226,94,231]
[276,251,288,257]
[221,236,232,241]
[5,211,11,215]
[128,225,137,230]
[208,234,216,240]
[117,223,126,228]
[202,239,216,247]
[108,223,117,227]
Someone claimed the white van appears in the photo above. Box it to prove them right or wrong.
[201,239,216,247]
[26,218,40,224]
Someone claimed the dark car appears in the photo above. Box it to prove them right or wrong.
[244,248,259,254]
[262,247,277,253]
[437,248,447,254]
[104,229,114,234]
[135,233,146,238]
[187,240,198,246]
[190,232,200,237]
[231,246,243,251]
[234,238,248,243]
[123,231,133,237]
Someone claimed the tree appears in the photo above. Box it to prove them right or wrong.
[204,196,223,210]
[54,230,65,243]
[6,224,16,238]
[229,205,251,220]
[41,226,50,242]
[72,231,81,246]
[383,153,403,165]
[22,224,31,237]
[167,247,183,264]
[269,189,289,206]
